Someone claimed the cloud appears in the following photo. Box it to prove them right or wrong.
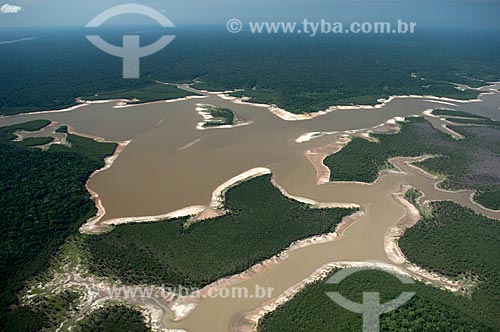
[0,3,23,14]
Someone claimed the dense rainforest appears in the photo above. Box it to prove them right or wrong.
[259,202,500,331]
[258,268,495,332]
[400,201,500,328]
[1,28,499,115]
[75,304,150,332]
[83,175,357,288]
[0,120,117,331]
[323,112,500,210]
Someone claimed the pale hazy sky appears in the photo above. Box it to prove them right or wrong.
[0,0,499,29]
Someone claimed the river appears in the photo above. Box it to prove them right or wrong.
[1,83,499,331]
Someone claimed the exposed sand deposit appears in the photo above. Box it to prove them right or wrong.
[113,95,208,109]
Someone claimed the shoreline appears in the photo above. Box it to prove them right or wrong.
[469,192,500,213]
[54,110,498,235]
[215,82,497,122]
[81,167,273,233]
[386,186,477,293]
[301,117,405,185]
[1,103,89,118]
[393,156,499,220]
[270,177,359,209]
[40,154,489,332]
[72,126,131,234]
[12,82,498,331]
[1,81,496,121]
[1,82,496,125]
[304,137,409,189]
[421,108,496,140]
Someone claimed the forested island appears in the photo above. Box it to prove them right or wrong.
[201,107,235,127]
[1,30,499,115]
[83,175,357,288]
[0,120,117,331]
[196,105,250,129]
[324,111,500,210]
[74,304,149,332]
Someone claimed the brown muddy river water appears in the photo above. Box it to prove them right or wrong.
[1,84,499,331]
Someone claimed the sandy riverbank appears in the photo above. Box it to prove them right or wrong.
[296,115,405,144]
[73,128,131,234]
[112,95,208,109]
[81,167,273,233]
[304,136,351,185]
[270,177,359,209]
